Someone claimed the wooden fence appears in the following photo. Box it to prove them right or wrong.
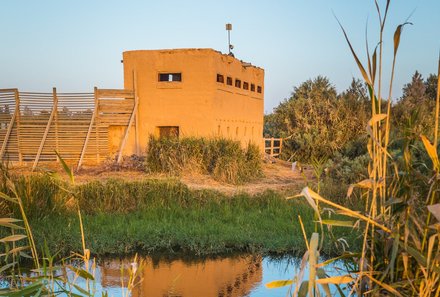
[264,137,283,157]
[0,88,137,170]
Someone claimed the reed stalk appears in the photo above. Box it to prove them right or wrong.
[268,1,440,296]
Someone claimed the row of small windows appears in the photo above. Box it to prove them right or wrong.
[157,72,262,94]
[216,74,262,93]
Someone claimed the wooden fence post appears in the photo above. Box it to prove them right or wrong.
[279,138,283,156]
[14,89,22,164]
[0,99,17,161]
[54,88,59,159]
[270,138,274,156]
[32,87,57,171]
[117,93,139,164]
[95,87,100,163]
[77,87,98,171]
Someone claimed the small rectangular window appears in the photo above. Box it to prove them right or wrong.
[243,82,249,90]
[235,79,241,88]
[250,84,255,92]
[257,86,262,93]
[226,77,233,86]
[216,74,224,83]
[158,73,182,82]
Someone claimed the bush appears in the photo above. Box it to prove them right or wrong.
[319,152,370,205]
[324,152,369,185]
[264,78,370,162]
[144,136,263,184]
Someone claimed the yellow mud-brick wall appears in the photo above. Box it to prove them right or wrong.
[120,48,264,155]
[212,53,264,150]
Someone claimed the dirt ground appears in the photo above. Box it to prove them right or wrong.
[179,160,312,195]
[10,158,313,196]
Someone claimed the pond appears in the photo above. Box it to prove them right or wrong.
[87,254,351,297]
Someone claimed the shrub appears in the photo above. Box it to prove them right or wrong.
[264,77,370,162]
[319,152,370,205]
[144,136,263,184]
[324,152,370,185]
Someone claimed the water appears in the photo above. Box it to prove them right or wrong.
[86,254,350,297]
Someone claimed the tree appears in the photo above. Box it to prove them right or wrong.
[264,76,370,161]
[392,71,435,141]
[425,74,439,101]
[337,79,370,158]
[402,71,426,105]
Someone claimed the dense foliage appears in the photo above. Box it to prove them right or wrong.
[264,77,370,162]
[145,136,262,184]
[265,1,440,295]
[392,71,438,146]
[264,72,438,203]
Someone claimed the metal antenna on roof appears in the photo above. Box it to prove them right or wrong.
[226,23,234,57]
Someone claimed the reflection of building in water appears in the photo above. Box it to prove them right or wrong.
[100,255,262,297]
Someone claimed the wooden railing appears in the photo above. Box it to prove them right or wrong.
[0,87,136,170]
[264,137,283,157]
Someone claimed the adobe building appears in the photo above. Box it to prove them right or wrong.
[117,48,265,155]
[0,48,265,168]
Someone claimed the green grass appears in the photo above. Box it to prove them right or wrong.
[0,174,359,257]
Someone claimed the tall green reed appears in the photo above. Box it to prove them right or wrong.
[268,1,440,296]
[0,155,145,296]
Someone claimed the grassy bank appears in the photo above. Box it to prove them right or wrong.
[0,173,358,257]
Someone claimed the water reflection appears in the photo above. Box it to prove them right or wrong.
[93,254,348,297]
[99,254,262,297]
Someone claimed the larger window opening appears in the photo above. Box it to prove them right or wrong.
[157,126,180,139]
[158,73,182,82]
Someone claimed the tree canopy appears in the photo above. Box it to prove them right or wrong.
[264,76,369,161]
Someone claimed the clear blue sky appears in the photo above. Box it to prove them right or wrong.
[1,0,439,113]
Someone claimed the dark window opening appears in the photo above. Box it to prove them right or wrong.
[158,73,182,82]
[226,77,233,85]
[243,82,249,90]
[157,126,179,139]
[235,79,241,88]
[216,74,224,83]
[250,84,256,92]
[257,86,262,93]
